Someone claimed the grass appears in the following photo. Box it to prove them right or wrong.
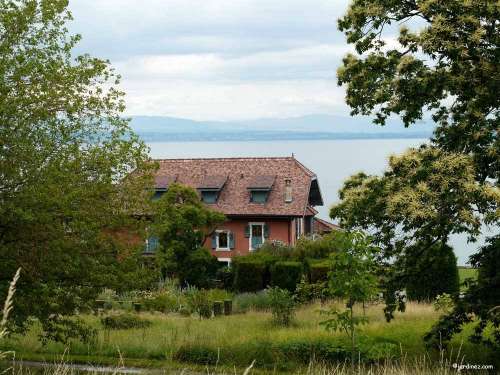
[1,302,497,372]
[458,267,478,292]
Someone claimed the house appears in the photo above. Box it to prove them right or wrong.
[150,156,331,265]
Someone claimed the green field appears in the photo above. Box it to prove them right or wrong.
[458,267,478,291]
[1,302,496,372]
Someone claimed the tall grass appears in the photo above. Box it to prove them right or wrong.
[1,268,21,362]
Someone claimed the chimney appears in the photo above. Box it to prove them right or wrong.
[284,179,292,203]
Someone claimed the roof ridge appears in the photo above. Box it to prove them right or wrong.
[155,156,295,162]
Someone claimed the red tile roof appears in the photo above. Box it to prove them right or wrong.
[154,157,321,217]
[313,218,340,233]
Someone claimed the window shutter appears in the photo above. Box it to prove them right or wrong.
[244,225,250,238]
[211,233,217,249]
[264,224,269,238]
[229,232,235,249]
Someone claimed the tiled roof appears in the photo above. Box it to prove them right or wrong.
[247,175,276,190]
[198,175,228,190]
[313,218,340,233]
[154,175,177,190]
[154,157,321,216]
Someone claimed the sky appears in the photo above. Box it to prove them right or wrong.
[68,0,358,121]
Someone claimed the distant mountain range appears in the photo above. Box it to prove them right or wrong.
[129,114,434,142]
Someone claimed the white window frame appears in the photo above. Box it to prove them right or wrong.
[216,230,231,251]
[249,222,265,251]
[217,257,232,265]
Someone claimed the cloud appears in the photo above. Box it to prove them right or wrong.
[68,0,356,119]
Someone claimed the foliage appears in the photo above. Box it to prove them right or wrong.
[331,147,498,319]
[0,0,153,342]
[321,231,379,366]
[433,294,454,314]
[425,235,500,351]
[293,233,339,260]
[152,183,225,288]
[309,259,332,283]
[294,276,329,304]
[215,266,234,290]
[185,287,212,319]
[405,243,459,302]
[337,0,499,183]
[100,314,152,330]
[232,290,274,313]
[268,287,296,326]
[270,261,303,292]
[232,259,266,292]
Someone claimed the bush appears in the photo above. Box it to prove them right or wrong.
[277,339,349,364]
[100,314,152,330]
[185,288,212,319]
[268,287,296,326]
[293,233,338,260]
[182,248,220,289]
[233,259,266,292]
[270,261,303,292]
[433,293,454,313]
[294,276,329,304]
[173,344,219,365]
[215,266,234,289]
[405,243,459,301]
[233,290,273,313]
[309,260,331,283]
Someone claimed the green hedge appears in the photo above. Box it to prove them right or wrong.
[233,259,266,292]
[309,260,331,283]
[270,261,303,291]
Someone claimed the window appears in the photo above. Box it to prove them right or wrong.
[144,236,159,254]
[250,190,269,203]
[152,190,165,201]
[201,190,218,203]
[212,230,234,251]
[246,222,269,250]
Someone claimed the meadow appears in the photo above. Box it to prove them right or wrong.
[1,301,497,373]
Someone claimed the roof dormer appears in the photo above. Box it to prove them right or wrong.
[197,175,228,203]
[247,175,275,203]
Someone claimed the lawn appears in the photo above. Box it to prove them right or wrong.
[1,302,496,372]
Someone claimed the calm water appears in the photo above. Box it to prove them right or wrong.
[148,139,493,265]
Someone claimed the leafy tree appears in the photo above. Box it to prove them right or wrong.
[337,0,499,182]
[268,287,296,326]
[152,184,225,288]
[331,146,498,318]
[425,235,500,353]
[320,231,379,366]
[405,242,459,301]
[0,0,152,341]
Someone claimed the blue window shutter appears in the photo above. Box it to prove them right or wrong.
[145,236,159,253]
[229,232,235,249]
[244,225,250,238]
[263,224,269,238]
[211,233,217,249]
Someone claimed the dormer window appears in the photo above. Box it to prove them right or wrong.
[247,175,275,204]
[153,175,177,200]
[197,175,228,204]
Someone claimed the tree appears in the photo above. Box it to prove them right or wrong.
[337,0,499,182]
[152,184,225,288]
[0,0,152,341]
[405,242,459,301]
[425,235,500,354]
[320,231,379,367]
[330,146,498,318]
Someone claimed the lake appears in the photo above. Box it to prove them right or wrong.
[148,139,493,265]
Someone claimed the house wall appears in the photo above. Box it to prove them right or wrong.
[204,217,293,261]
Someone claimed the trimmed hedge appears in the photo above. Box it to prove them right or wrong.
[309,260,331,283]
[270,261,303,291]
[233,259,266,292]
[100,314,152,330]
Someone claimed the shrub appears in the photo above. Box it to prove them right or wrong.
[233,259,266,292]
[141,292,180,313]
[294,276,329,304]
[270,261,303,291]
[100,314,152,330]
[268,287,296,326]
[185,288,212,319]
[433,293,454,313]
[182,248,220,289]
[309,260,331,283]
[405,243,459,301]
[215,266,234,289]
[232,290,273,313]
[293,233,338,260]
[277,339,349,364]
[173,344,219,365]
